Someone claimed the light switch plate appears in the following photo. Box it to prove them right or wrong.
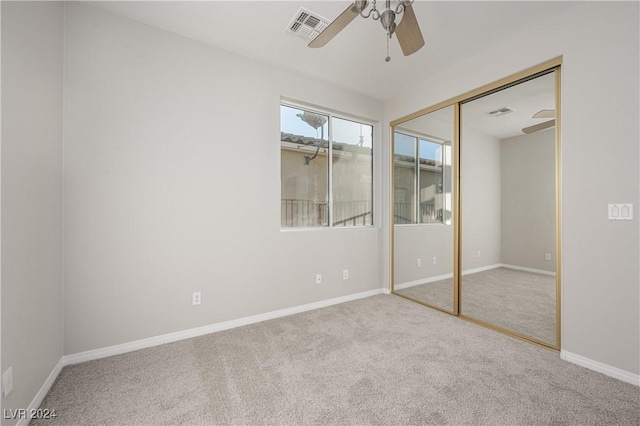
[608,203,633,220]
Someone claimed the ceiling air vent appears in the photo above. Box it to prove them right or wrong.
[487,107,515,117]
[286,7,329,40]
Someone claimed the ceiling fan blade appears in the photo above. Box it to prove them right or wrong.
[522,119,556,134]
[396,4,425,56]
[308,3,360,48]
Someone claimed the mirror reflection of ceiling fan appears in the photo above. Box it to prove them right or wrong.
[522,109,556,134]
[308,1,425,61]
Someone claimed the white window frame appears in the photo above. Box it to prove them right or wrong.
[280,101,375,229]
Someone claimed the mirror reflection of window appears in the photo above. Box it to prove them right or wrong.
[393,133,417,224]
[394,133,447,225]
[392,104,455,314]
[419,138,444,224]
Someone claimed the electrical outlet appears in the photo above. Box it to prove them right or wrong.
[608,203,633,220]
[545,253,552,261]
[432,256,437,264]
[342,269,349,280]
[417,258,422,267]
[316,273,322,284]
[477,250,481,258]
[3,367,13,397]
[192,292,201,305]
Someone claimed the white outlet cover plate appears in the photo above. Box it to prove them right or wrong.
[608,203,633,220]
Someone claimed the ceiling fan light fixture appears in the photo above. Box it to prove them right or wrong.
[359,0,412,35]
[308,0,425,60]
[380,9,396,34]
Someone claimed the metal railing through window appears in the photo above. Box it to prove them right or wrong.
[281,199,372,228]
[394,202,441,224]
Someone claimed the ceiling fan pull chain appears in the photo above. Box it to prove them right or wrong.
[385,35,391,62]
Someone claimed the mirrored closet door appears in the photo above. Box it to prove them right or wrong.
[391,59,561,350]
[459,70,559,347]
[393,105,456,313]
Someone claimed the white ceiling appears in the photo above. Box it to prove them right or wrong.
[462,71,556,139]
[89,1,578,101]
[387,71,556,139]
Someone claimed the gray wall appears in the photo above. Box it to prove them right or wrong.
[385,2,639,374]
[501,129,556,272]
[394,225,454,285]
[63,3,383,355]
[1,2,64,422]
[460,128,502,271]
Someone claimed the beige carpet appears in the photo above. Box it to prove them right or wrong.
[396,267,556,345]
[35,295,638,425]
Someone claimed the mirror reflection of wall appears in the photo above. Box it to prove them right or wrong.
[460,71,558,347]
[393,105,455,313]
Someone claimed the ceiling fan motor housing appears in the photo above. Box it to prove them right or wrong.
[306,0,424,59]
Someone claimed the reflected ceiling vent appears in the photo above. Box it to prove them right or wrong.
[286,7,329,40]
[487,107,515,117]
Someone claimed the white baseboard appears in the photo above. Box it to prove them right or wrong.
[561,350,639,386]
[394,264,555,292]
[461,264,502,275]
[501,263,556,277]
[382,288,391,295]
[16,359,65,426]
[16,291,637,424]
[395,273,454,291]
[394,263,555,291]
[63,288,385,366]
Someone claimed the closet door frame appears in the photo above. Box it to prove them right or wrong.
[390,56,562,350]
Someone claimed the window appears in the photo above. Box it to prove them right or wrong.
[280,103,373,228]
[394,132,446,224]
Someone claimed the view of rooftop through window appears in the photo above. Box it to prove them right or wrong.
[280,105,373,149]
[280,104,373,228]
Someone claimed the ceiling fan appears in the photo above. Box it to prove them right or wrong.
[522,109,556,134]
[308,0,425,61]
